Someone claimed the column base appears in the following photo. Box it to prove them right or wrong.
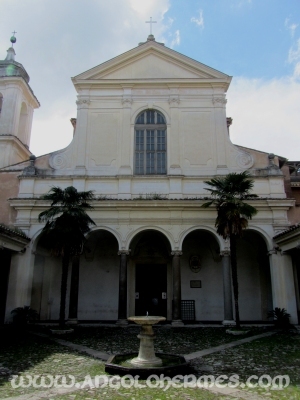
[222,320,235,326]
[171,320,184,327]
[67,318,78,325]
[116,319,129,326]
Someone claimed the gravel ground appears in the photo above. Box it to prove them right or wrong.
[56,325,269,355]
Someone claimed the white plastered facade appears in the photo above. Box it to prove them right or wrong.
[2,38,299,324]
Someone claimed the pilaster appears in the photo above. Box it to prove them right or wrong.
[75,98,90,174]
[268,249,298,324]
[212,96,228,170]
[119,88,132,175]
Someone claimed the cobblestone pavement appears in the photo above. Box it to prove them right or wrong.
[0,326,299,400]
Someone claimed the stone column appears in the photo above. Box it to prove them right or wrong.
[268,250,298,324]
[220,250,234,325]
[68,256,80,324]
[171,251,184,326]
[116,250,130,325]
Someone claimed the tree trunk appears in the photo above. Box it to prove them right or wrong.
[59,252,69,328]
[230,234,240,329]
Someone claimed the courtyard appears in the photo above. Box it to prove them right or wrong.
[0,325,299,400]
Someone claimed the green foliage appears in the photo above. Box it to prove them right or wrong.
[38,186,96,327]
[268,307,291,329]
[133,193,167,200]
[38,186,96,257]
[202,171,258,239]
[11,306,39,326]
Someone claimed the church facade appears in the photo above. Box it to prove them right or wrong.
[1,35,299,325]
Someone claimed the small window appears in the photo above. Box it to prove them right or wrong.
[134,110,167,175]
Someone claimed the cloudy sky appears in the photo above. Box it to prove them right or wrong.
[0,0,299,160]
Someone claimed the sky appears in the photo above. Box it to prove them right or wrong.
[0,0,299,160]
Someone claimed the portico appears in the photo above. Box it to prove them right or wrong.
[1,34,299,325]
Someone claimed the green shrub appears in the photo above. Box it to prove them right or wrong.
[267,307,291,329]
[11,306,39,326]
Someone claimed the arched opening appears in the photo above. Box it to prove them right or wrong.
[17,102,28,144]
[129,230,171,318]
[181,230,222,321]
[236,230,273,321]
[134,109,167,175]
[30,233,55,320]
[80,230,119,320]
[31,229,120,321]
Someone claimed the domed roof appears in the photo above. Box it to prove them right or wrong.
[0,35,30,83]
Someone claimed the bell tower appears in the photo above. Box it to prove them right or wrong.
[0,34,40,168]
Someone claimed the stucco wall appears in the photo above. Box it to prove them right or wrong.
[0,171,19,225]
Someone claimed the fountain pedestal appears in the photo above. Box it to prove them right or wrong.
[105,315,188,378]
[128,316,166,367]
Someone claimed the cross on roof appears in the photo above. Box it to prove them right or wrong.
[12,31,17,36]
[145,17,157,35]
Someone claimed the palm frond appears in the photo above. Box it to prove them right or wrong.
[203,172,258,239]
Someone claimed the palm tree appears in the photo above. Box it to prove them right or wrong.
[202,172,258,328]
[38,186,96,327]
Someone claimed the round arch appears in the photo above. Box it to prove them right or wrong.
[245,226,273,250]
[30,225,122,253]
[18,102,28,143]
[126,226,174,251]
[86,226,122,249]
[179,225,223,251]
[30,227,47,253]
[131,105,170,125]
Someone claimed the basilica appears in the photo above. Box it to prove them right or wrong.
[0,34,299,325]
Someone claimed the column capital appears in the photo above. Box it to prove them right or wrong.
[267,248,278,256]
[220,250,230,257]
[118,249,131,256]
[76,98,91,109]
[171,251,182,257]
[121,97,133,108]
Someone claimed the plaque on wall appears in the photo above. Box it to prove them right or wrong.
[189,255,201,273]
[190,280,201,288]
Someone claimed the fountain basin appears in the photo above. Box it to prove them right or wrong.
[127,316,166,325]
[105,352,188,379]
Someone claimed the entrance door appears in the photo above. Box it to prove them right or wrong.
[135,264,167,317]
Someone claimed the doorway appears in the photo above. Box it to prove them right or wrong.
[135,264,167,317]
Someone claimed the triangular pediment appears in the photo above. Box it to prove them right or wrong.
[73,40,230,82]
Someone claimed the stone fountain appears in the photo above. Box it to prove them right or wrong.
[105,315,188,378]
[128,315,166,367]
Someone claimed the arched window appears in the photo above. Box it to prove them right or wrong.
[134,110,167,175]
[18,102,28,143]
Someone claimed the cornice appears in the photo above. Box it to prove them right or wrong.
[0,134,31,156]
[0,76,40,107]
[73,78,231,91]
[8,198,295,211]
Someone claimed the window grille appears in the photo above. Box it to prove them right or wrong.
[134,110,167,175]
[181,300,195,321]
